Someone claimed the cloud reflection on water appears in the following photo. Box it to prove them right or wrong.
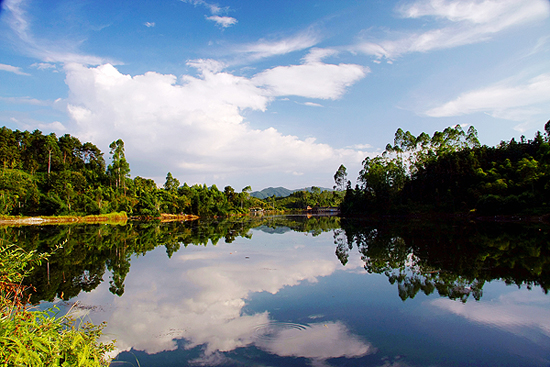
[76,230,371,364]
[431,288,550,343]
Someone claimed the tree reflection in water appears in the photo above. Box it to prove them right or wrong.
[2,215,548,304]
[0,215,341,303]
[337,218,550,302]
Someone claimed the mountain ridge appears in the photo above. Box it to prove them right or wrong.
[251,186,333,199]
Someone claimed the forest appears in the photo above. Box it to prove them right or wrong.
[0,127,269,218]
[341,121,550,216]
[3,121,549,219]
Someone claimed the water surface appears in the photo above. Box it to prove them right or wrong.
[5,216,550,366]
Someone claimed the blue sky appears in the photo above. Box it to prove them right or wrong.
[1,0,549,190]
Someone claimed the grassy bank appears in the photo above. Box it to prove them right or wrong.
[0,244,114,366]
[0,212,200,227]
[0,212,129,226]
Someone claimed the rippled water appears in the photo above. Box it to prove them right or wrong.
[10,216,550,366]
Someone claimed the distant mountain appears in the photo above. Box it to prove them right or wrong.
[251,186,333,199]
[251,187,293,199]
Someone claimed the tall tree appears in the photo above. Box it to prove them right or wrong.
[163,172,180,192]
[44,133,60,176]
[108,139,130,189]
[333,164,347,191]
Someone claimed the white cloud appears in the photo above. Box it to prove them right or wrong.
[31,62,57,71]
[0,96,50,105]
[356,0,550,59]
[347,143,373,150]
[253,61,368,100]
[239,32,321,61]
[257,321,375,361]
[63,62,367,186]
[425,73,550,120]
[0,63,30,76]
[302,48,339,64]
[181,0,225,15]
[144,22,155,28]
[302,102,324,107]
[206,15,237,28]
[3,0,111,65]
[399,0,548,24]
[4,114,66,133]
[432,289,550,339]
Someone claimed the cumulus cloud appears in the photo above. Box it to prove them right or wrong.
[252,61,368,99]
[63,61,367,186]
[425,73,550,121]
[356,0,550,60]
[206,15,237,28]
[144,21,155,27]
[0,63,30,76]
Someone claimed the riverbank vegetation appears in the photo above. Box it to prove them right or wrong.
[0,127,264,218]
[0,243,113,365]
[341,121,550,217]
[264,186,344,211]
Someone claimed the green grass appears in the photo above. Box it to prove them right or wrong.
[0,244,115,366]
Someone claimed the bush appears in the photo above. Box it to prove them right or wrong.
[0,244,114,366]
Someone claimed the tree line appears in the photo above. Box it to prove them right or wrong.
[0,127,265,217]
[340,121,550,216]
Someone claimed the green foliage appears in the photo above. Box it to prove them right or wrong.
[343,123,550,215]
[0,243,114,366]
[268,186,344,210]
[0,128,259,218]
[108,139,130,190]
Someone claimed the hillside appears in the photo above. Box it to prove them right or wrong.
[251,186,333,199]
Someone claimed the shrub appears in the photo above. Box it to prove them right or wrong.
[0,244,114,366]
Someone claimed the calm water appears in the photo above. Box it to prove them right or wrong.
[5,215,550,366]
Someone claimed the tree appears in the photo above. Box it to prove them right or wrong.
[241,185,252,209]
[58,134,82,169]
[44,133,60,176]
[334,164,347,191]
[108,139,130,189]
[164,172,180,192]
[358,155,406,211]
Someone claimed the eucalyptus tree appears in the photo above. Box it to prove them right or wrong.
[333,164,348,191]
[108,139,130,189]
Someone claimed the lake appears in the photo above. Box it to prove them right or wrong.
[5,215,550,366]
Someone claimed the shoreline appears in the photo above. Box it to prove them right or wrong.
[0,213,199,227]
[340,211,550,224]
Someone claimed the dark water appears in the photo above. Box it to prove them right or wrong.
[4,215,550,366]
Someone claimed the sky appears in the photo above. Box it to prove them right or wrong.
[0,0,549,191]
